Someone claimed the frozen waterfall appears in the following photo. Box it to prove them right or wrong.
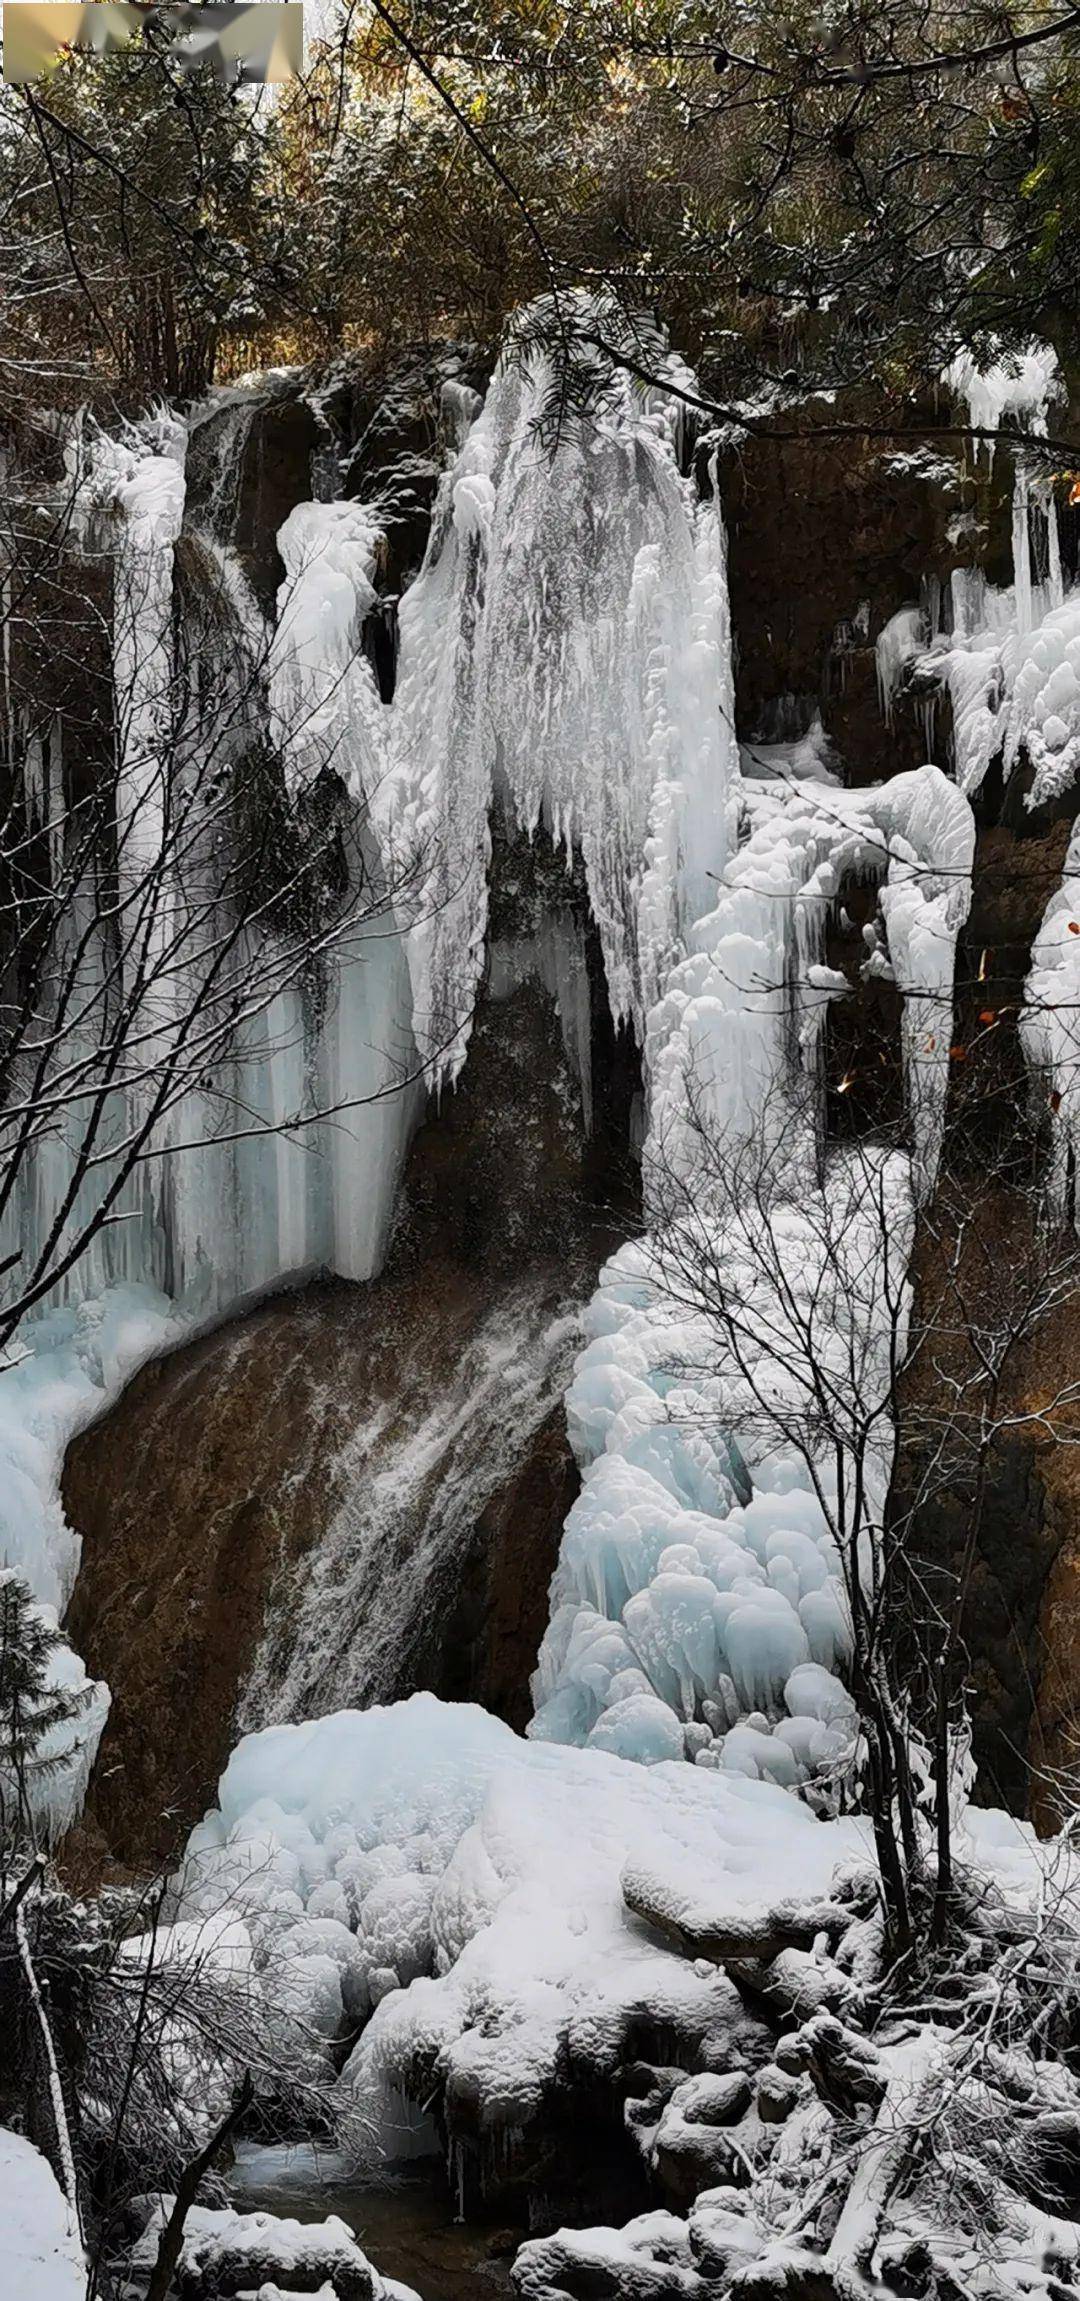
[1,318,983,1827]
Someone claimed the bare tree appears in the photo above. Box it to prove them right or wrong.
[0,435,442,1351]
[643,1069,1080,1962]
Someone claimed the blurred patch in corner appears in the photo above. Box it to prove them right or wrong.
[2,2,304,84]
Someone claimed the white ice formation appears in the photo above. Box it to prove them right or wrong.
[177,1690,1055,2192]
[180,1692,861,2171]
[911,341,1072,798]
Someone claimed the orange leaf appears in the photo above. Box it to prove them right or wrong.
[1070,922,1080,935]
[950,1045,967,1061]
[979,1008,996,1024]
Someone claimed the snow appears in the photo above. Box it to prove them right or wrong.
[0,2128,83,2300]
[177,1692,863,2165]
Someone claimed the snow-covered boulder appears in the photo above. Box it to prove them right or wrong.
[512,2210,705,2301]
[126,2200,390,2299]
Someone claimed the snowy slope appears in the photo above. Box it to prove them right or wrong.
[0,2130,83,2301]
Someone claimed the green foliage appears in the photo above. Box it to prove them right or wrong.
[0,1,1079,406]
[0,1574,92,1847]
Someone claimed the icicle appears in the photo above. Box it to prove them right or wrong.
[1012,460,1033,638]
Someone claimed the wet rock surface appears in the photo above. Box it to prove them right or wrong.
[64,833,638,1869]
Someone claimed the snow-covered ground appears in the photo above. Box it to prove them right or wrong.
[0,2130,83,2300]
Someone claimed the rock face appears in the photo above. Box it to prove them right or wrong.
[64,832,638,1868]
[720,403,957,784]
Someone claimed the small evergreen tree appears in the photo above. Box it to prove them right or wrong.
[0,1573,93,1856]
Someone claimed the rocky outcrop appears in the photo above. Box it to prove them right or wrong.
[720,401,960,783]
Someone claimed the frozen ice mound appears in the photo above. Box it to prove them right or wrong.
[528,1156,899,1788]
[178,1693,863,2170]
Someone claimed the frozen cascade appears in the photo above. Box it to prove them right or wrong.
[913,342,1077,799]
[3,323,979,1831]
[384,314,739,1078]
[239,1290,583,1730]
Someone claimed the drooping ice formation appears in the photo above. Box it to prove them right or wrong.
[385,309,738,1077]
[913,343,1076,798]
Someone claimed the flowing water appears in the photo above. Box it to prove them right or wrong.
[229,2143,519,2301]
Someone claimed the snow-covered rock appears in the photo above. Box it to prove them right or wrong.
[124,2198,401,2299]
[178,1694,860,2178]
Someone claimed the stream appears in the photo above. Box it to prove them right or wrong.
[228,2143,520,2300]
